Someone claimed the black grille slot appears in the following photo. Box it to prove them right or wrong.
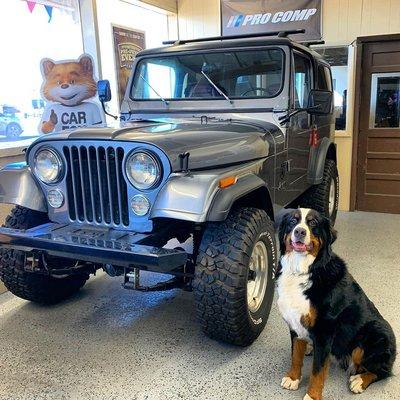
[64,145,128,226]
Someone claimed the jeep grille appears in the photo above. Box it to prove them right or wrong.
[63,145,129,226]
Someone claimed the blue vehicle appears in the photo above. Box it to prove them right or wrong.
[0,105,23,138]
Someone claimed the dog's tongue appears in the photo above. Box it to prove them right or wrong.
[292,241,307,252]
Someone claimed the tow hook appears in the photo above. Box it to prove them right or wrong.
[122,267,190,292]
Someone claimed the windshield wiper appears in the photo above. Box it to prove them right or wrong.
[201,70,233,105]
[139,74,169,106]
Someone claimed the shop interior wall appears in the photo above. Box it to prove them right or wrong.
[177,0,400,211]
[95,0,171,117]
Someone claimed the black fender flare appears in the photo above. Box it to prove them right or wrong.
[307,137,337,185]
[207,174,273,221]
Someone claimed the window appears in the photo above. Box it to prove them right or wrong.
[314,47,349,130]
[370,73,400,128]
[317,64,332,91]
[131,49,284,100]
[0,0,82,150]
[293,52,312,108]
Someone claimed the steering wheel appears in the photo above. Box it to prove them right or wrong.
[240,87,270,97]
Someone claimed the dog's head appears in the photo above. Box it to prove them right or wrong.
[279,208,337,260]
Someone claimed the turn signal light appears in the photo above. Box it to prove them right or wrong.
[219,176,237,189]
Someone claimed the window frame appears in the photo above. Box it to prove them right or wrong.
[369,72,400,129]
[291,50,314,110]
[317,63,333,91]
[312,45,350,131]
[129,47,286,102]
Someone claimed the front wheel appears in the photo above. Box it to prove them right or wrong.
[193,207,277,346]
[0,206,89,304]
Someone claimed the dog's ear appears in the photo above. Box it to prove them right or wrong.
[278,211,292,255]
[330,225,338,244]
[318,217,337,261]
[323,216,337,245]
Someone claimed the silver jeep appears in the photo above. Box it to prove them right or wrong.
[0,30,338,346]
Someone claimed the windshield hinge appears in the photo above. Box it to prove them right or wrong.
[179,152,190,172]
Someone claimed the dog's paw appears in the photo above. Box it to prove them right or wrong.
[349,374,365,394]
[305,343,313,356]
[281,376,300,390]
[303,394,314,400]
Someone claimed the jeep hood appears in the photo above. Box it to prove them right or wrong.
[32,121,274,171]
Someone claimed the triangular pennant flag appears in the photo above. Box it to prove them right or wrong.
[26,1,36,13]
[44,5,53,22]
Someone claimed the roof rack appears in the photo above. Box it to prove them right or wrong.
[304,40,325,47]
[162,29,306,46]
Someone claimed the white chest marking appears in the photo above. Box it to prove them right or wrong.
[276,252,315,339]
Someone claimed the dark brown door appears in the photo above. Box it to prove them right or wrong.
[357,40,400,213]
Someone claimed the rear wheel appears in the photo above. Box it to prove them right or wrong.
[193,207,277,346]
[300,159,339,225]
[0,206,88,304]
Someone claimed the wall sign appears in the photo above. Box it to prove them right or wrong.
[112,25,145,109]
[221,0,322,42]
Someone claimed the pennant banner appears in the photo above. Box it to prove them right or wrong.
[44,5,53,22]
[26,1,37,13]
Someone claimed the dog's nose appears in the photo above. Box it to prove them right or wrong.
[294,227,306,239]
[61,84,69,89]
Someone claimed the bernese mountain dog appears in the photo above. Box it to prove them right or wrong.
[276,208,396,400]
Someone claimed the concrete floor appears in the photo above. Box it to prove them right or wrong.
[0,211,398,400]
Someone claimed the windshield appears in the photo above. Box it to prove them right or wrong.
[130,48,284,101]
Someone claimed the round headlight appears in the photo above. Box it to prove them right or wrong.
[34,148,63,184]
[125,151,160,189]
[131,195,150,216]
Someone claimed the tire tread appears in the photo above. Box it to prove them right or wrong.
[193,207,275,346]
[0,206,88,304]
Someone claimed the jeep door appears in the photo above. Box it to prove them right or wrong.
[286,50,314,198]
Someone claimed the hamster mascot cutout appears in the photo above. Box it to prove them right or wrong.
[39,54,105,133]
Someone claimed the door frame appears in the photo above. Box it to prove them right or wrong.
[350,33,400,211]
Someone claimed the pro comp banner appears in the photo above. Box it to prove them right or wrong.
[221,0,322,41]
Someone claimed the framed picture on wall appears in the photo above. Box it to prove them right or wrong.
[112,24,146,109]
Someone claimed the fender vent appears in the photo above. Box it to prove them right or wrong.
[63,145,129,227]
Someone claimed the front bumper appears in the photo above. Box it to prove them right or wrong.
[0,223,187,274]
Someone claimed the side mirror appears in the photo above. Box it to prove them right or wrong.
[307,89,332,115]
[97,79,112,103]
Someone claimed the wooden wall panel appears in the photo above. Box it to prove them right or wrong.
[177,0,220,39]
[322,0,400,44]
[177,0,400,44]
